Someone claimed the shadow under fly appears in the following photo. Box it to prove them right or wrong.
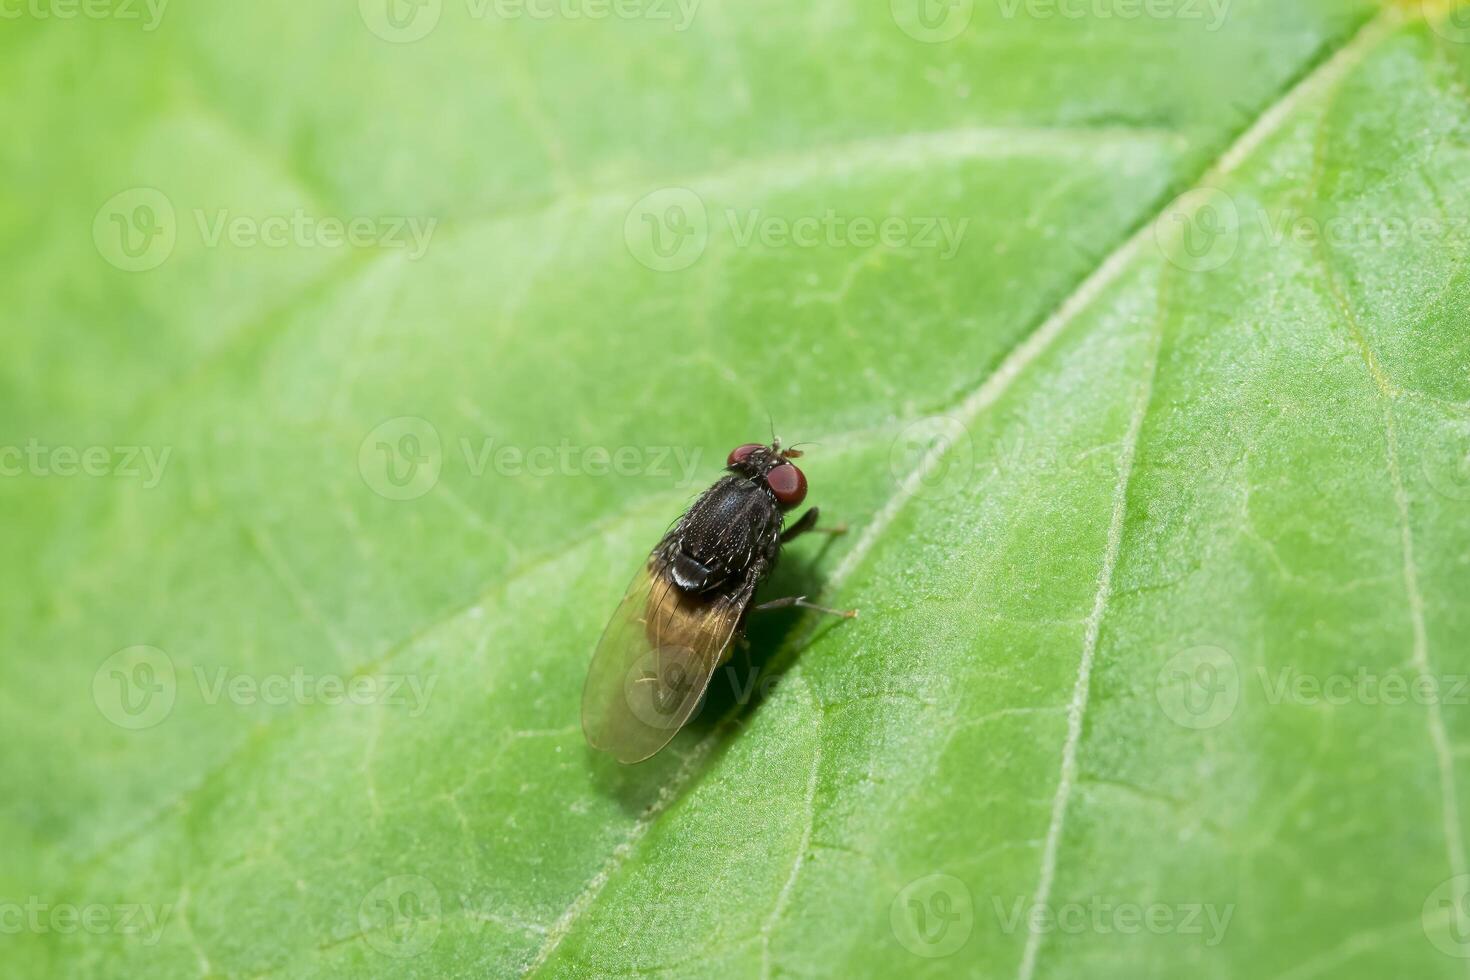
[685,526,849,736]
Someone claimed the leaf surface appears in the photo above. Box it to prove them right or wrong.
[7,3,1470,978]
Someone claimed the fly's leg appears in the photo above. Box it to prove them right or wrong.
[781,508,819,542]
[770,510,855,617]
[781,507,848,543]
[752,594,858,619]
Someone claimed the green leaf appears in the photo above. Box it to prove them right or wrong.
[7,2,1470,977]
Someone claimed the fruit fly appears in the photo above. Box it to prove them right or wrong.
[582,439,855,763]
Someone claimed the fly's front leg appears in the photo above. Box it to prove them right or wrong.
[752,594,858,619]
[781,507,848,543]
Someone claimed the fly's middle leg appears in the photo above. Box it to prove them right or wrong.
[781,507,848,543]
[752,594,857,619]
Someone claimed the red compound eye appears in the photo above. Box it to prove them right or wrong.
[727,443,763,468]
[765,462,807,508]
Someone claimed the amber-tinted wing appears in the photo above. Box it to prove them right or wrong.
[581,555,753,764]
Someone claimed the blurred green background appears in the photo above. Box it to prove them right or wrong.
[7,0,1470,976]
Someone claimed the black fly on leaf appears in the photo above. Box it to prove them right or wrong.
[581,439,856,764]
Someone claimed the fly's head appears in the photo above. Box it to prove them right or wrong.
[726,439,807,510]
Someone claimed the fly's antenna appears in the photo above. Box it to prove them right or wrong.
[783,440,816,458]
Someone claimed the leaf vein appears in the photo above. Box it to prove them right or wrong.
[1015,252,1165,980]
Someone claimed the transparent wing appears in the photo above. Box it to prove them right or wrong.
[581,555,751,764]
